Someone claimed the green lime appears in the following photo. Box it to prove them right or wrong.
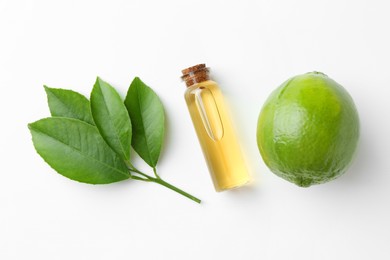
[257,72,359,187]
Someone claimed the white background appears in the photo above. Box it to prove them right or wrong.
[1,0,389,259]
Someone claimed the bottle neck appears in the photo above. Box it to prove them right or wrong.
[181,64,210,87]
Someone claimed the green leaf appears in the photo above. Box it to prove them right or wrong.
[90,77,132,161]
[44,86,95,125]
[28,117,129,184]
[124,77,165,167]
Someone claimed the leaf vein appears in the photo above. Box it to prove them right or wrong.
[96,83,129,159]
[135,85,154,165]
[30,125,129,178]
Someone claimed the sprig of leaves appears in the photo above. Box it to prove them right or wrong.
[28,77,201,203]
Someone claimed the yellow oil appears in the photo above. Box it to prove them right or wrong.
[184,80,251,191]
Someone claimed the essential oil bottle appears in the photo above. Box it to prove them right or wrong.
[181,64,251,191]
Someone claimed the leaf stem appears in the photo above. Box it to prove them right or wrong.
[127,168,201,204]
[152,177,201,204]
[125,161,150,178]
[130,175,151,182]
[153,167,160,179]
[125,160,137,171]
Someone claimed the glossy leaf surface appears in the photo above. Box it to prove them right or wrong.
[90,77,132,161]
[124,77,165,167]
[29,117,129,184]
[45,86,95,125]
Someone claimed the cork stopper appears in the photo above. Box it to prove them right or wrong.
[181,63,210,87]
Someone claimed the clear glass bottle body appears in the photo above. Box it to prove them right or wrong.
[184,80,250,191]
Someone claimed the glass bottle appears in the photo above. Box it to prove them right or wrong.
[181,64,251,191]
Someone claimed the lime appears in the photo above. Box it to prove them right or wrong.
[257,72,359,187]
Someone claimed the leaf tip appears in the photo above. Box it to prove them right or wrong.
[43,85,52,92]
[94,76,101,86]
[27,122,34,131]
[96,76,105,83]
[132,76,142,85]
